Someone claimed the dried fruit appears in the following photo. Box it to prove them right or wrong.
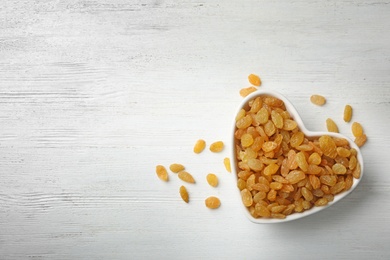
[337,147,351,158]
[314,197,328,206]
[320,175,337,186]
[263,163,280,176]
[344,105,352,122]
[309,175,321,189]
[271,110,284,129]
[236,115,252,129]
[352,122,364,137]
[156,165,169,182]
[310,95,326,106]
[308,164,322,175]
[301,187,314,201]
[330,181,345,194]
[241,189,253,207]
[256,107,269,124]
[319,135,337,159]
[179,186,189,203]
[326,118,339,133]
[308,153,322,165]
[247,158,263,172]
[209,141,224,153]
[352,162,361,179]
[264,121,276,136]
[332,163,347,175]
[296,152,309,172]
[169,163,185,173]
[248,74,261,86]
[250,97,263,113]
[269,182,283,190]
[290,132,304,148]
[193,139,206,154]
[283,119,297,131]
[224,157,231,173]
[240,86,257,97]
[286,170,306,184]
[354,134,367,147]
[205,196,221,209]
[255,203,271,217]
[241,133,254,147]
[206,173,219,187]
[267,189,277,201]
[262,141,277,152]
[178,171,195,183]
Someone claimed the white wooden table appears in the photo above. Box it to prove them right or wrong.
[1,1,390,259]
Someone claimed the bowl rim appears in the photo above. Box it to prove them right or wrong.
[231,89,364,224]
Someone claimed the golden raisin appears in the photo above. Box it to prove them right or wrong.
[178,171,195,183]
[326,118,339,133]
[256,107,269,124]
[332,163,347,174]
[156,165,169,182]
[193,139,206,154]
[206,173,219,187]
[264,97,284,107]
[283,119,297,131]
[169,163,185,173]
[344,105,353,122]
[354,134,367,147]
[247,158,263,172]
[250,97,263,113]
[290,132,304,148]
[209,141,224,153]
[240,86,257,97]
[352,162,361,179]
[308,152,322,165]
[224,157,231,173]
[296,152,309,172]
[301,187,313,201]
[248,74,261,86]
[337,147,351,158]
[310,95,326,106]
[179,186,189,203]
[264,121,276,136]
[205,196,221,209]
[241,189,253,207]
[319,135,337,159]
[263,163,280,176]
[267,189,277,202]
[330,181,346,194]
[236,115,252,129]
[349,155,357,170]
[314,197,328,206]
[255,203,271,217]
[269,182,283,190]
[352,122,364,137]
[262,141,278,152]
[285,170,306,184]
[309,175,321,189]
[271,110,284,129]
[241,133,254,147]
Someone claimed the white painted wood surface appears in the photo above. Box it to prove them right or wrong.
[1,0,390,259]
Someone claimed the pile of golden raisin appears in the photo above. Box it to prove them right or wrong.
[234,94,362,219]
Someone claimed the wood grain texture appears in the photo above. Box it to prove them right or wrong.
[1,0,390,259]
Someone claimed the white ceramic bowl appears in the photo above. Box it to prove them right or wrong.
[231,90,364,223]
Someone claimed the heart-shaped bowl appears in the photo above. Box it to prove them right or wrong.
[231,89,364,223]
